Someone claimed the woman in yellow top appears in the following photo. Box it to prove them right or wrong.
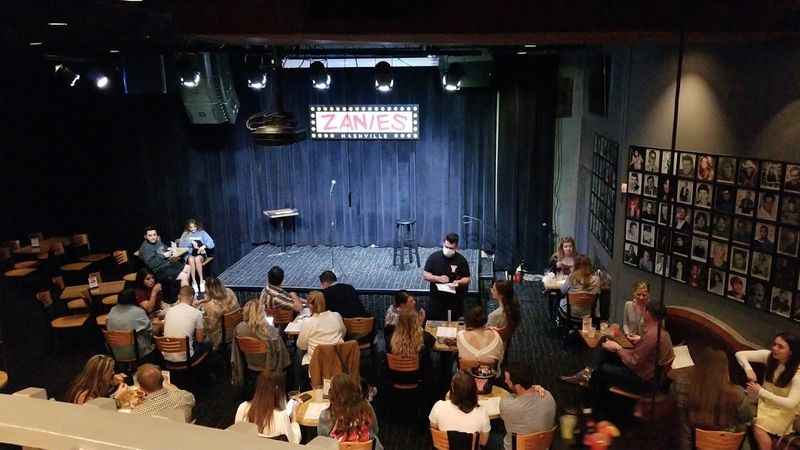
[736,332,800,450]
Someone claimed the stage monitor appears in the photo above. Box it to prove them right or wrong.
[309,104,419,140]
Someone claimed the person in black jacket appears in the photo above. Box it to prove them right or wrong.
[319,271,368,318]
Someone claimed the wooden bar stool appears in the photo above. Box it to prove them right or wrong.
[392,219,420,269]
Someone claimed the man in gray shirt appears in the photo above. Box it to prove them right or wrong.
[500,362,556,450]
[107,289,154,360]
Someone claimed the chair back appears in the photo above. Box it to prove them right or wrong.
[386,352,420,389]
[567,292,597,312]
[72,233,90,247]
[35,290,53,307]
[513,427,556,450]
[430,428,478,450]
[339,440,374,450]
[694,429,745,450]
[51,241,65,256]
[458,358,481,371]
[113,250,129,265]
[271,307,295,327]
[154,336,191,363]
[222,309,243,345]
[104,330,139,363]
[236,336,267,354]
[51,276,65,290]
[343,317,375,338]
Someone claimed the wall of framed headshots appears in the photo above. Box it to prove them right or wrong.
[590,134,619,256]
[623,145,800,321]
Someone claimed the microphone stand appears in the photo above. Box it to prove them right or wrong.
[463,215,483,289]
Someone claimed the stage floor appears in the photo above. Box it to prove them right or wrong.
[219,244,480,295]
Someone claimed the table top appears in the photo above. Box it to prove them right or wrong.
[425,320,465,353]
[61,262,92,271]
[542,275,567,291]
[579,326,634,350]
[60,281,127,300]
[14,237,71,255]
[4,267,37,278]
[293,389,329,427]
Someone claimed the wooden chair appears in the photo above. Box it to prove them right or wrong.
[51,313,90,353]
[222,309,243,346]
[340,440,374,450]
[71,234,110,263]
[694,429,745,450]
[154,336,208,372]
[513,427,556,450]
[386,352,423,420]
[558,292,597,336]
[96,314,108,329]
[235,336,268,372]
[271,307,296,330]
[114,250,138,282]
[102,295,118,307]
[103,329,140,372]
[344,317,376,364]
[430,428,479,450]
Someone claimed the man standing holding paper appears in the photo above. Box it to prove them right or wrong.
[423,233,471,320]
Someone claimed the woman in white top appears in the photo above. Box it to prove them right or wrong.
[457,305,504,368]
[429,370,491,446]
[736,332,800,450]
[622,281,650,341]
[234,370,301,443]
[487,280,521,332]
[298,291,346,366]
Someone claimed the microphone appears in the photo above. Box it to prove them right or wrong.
[330,179,336,195]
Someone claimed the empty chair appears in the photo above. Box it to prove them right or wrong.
[114,250,138,282]
[694,429,745,450]
[513,427,557,450]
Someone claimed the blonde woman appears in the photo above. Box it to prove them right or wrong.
[199,277,240,351]
[232,299,290,384]
[623,281,650,341]
[559,255,601,317]
[550,236,578,275]
[65,355,127,404]
[297,291,346,366]
[389,310,424,357]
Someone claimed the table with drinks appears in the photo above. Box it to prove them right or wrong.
[578,320,633,350]
[425,320,466,352]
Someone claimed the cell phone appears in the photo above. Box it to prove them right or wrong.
[298,393,312,402]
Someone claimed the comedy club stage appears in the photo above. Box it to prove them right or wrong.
[219,244,481,296]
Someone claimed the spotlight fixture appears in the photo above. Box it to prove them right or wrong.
[177,55,202,88]
[516,51,528,55]
[95,75,110,89]
[245,56,268,90]
[309,61,331,90]
[48,22,68,27]
[524,44,537,48]
[442,63,465,92]
[29,42,44,46]
[54,64,80,87]
[109,49,120,53]
[374,61,393,93]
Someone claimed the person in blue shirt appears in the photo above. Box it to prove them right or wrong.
[178,218,216,295]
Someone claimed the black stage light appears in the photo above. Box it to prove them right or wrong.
[310,61,331,90]
[442,62,465,92]
[54,64,80,87]
[374,61,393,93]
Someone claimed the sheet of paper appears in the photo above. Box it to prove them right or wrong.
[672,345,695,370]
[436,283,456,294]
[436,326,457,338]
[303,401,330,420]
[284,320,303,334]
[478,397,501,417]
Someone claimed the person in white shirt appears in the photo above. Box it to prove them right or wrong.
[162,286,207,363]
[234,370,301,443]
[297,291,346,366]
[429,370,491,447]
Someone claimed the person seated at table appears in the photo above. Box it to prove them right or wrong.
[622,281,650,341]
[162,286,208,363]
[133,268,163,313]
[319,270,367,318]
[549,236,578,275]
[138,226,190,296]
[384,290,426,346]
[500,362,556,450]
[317,373,383,449]
[234,370,300,443]
[388,309,433,356]
[298,291,346,366]
[559,255,601,319]
[65,355,128,404]
[258,265,303,313]
[197,277,240,351]
[107,288,155,361]
[177,218,215,295]
[131,363,195,420]
[736,332,800,450]
[487,280,521,332]
[429,370,491,447]
[232,299,291,386]
[671,348,753,450]
[457,304,504,369]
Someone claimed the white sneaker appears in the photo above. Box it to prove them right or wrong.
[199,280,206,293]
[192,281,199,294]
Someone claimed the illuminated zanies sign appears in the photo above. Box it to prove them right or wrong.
[309,104,419,140]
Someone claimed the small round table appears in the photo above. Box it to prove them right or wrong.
[293,389,329,427]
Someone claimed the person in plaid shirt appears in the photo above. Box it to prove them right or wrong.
[259,266,303,312]
[131,364,195,421]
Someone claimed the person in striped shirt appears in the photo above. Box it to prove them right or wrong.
[258,266,303,312]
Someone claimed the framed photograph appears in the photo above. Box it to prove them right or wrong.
[792,294,800,322]
[658,203,672,226]
[697,154,716,181]
[709,240,729,269]
[757,192,780,221]
[707,268,726,296]
[747,281,770,310]
[694,210,711,235]
[643,174,658,198]
[711,215,732,240]
[677,153,696,178]
[627,196,641,219]
[714,186,736,214]
[641,199,658,222]
[661,151,674,175]
[623,242,639,267]
[780,195,800,226]
[777,226,800,257]
[659,177,675,201]
[771,287,793,318]
[673,206,693,232]
[760,161,783,191]
[628,172,643,195]
[645,149,660,173]
[672,232,691,257]
[751,251,773,281]
[717,157,737,184]
[773,257,797,289]
[694,183,713,209]
[731,218,753,245]
[691,236,709,262]
[727,274,747,302]
[688,262,707,288]
[629,148,644,171]
[671,257,688,283]
[640,223,655,247]
[737,159,759,188]
[639,248,654,272]
[735,189,757,217]
[655,252,667,276]
[656,227,671,252]
[785,164,800,194]
[625,219,640,243]
[729,246,750,274]
[753,222,776,252]
[677,179,695,205]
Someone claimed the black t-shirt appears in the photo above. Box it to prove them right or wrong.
[424,250,471,299]
[323,283,368,318]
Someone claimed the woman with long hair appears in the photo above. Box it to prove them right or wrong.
[559,254,601,318]
[457,305,504,369]
[318,374,382,448]
[671,348,753,450]
[622,281,650,341]
[231,299,291,386]
[550,236,578,275]
[297,291,346,366]
[133,268,162,313]
[429,370,491,446]
[65,355,127,404]
[389,310,424,357]
[487,280,521,332]
[736,332,800,449]
[199,277,240,351]
[178,218,215,295]
[234,370,300,442]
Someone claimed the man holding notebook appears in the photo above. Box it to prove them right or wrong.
[423,233,471,320]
